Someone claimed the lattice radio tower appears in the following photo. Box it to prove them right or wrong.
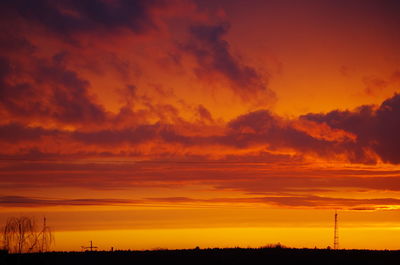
[333,211,339,249]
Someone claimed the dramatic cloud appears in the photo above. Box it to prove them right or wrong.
[220,110,373,163]
[0,123,59,143]
[303,93,400,164]
[0,54,107,124]
[182,22,275,103]
[0,107,386,165]
[0,0,167,39]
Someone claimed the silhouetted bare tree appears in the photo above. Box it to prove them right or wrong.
[2,216,53,253]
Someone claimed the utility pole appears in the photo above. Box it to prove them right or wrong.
[334,211,339,250]
[81,241,98,252]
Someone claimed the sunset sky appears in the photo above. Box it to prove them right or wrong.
[1,0,400,251]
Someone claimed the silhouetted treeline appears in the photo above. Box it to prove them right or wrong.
[1,248,400,265]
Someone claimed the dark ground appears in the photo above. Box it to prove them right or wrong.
[1,248,399,265]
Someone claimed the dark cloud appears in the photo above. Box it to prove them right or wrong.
[72,124,160,145]
[2,156,400,193]
[146,197,196,203]
[2,94,400,165]
[0,123,59,143]
[0,121,193,147]
[0,54,107,124]
[72,123,195,146]
[0,196,137,207]
[0,56,47,118]
[2,192,398,209]
[0,0,167,39]
[257,195,400,209]
[197,104,213,121]
[0,109,369,164]
[41,59,107,124]
[182,22,275,102]
[215,175,400,194]
[0,148,118,162]
[0,33,35,55]
[302,93,400,164]
[222,110,371,163]
[221,151,302,164]
[145,195,400,209]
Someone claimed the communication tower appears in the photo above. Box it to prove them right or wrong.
[333,211,339,249]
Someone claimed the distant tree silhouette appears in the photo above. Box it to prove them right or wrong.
[2,216,53,253]
[260,242,287,249]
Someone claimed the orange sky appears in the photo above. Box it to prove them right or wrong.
[1,0,400,251]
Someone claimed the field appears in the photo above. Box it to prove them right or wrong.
[1,248,400,265]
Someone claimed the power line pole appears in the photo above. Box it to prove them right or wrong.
[81,240,98,252]
[334,211,339,250]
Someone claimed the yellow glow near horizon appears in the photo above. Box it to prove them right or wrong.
[54,227,400,251]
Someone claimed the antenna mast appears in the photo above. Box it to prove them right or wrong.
[333,211,339,249]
